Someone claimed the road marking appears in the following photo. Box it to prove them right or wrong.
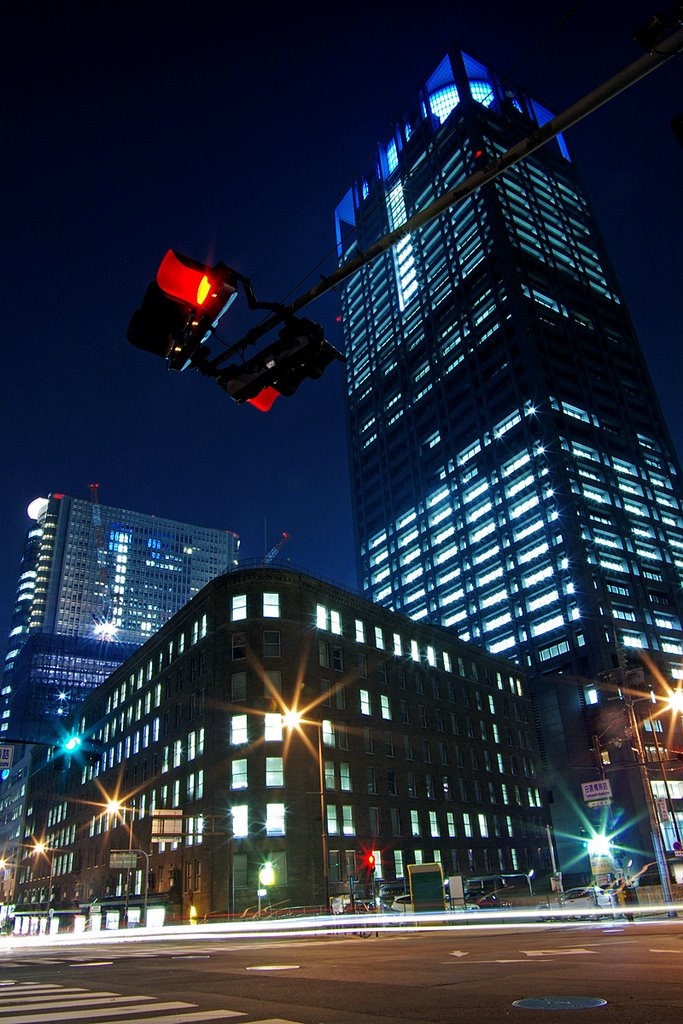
[521,947,598,958]
[449,951,469,958]
[0,1001,193,1023]
[245,965,301,972]
[69,963,114,968]
[95,1016,245,1024]
[649,948,683,954]
[0,995,152,1012]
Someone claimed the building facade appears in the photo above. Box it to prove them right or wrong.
[334,47,683,873]
[1,491,239,738]
[14,568,546,926]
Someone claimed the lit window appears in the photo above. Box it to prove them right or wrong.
[316,604,328,630]
[330,610,342,635]
[232,595,247,621]
[355,619,365,643]
[411,640,420,662]
[264,713,283,742]
[360,690,371,715]
[266,803,286,836]
[380,695,391,720]
[342,805,355,835]
[263,592,280,618]
[231,759,248,789]
[266,757,284,787]
[375,626,385,650]
[230,715,248,745]
[429,811,440,837]
[232,805,248,838]
[411,809,420,836]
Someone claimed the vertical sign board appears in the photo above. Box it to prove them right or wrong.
[408,862,445,912]
[0,747,14,772]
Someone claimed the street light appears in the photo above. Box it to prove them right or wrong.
[281,709,330,911]
[32,841,55,930]
[107,799,149,927]
[623,695,675,908]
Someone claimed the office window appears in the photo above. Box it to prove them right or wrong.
[263,592,280,618]
[410,809,421,836]
[266,757,284,786]
[380,695,392,720]
[342,805,355,835]
[367,766,377,793]
[324,759,336,789]
[232,595,247,621]
[263,631,281,657]
[340,762,352,791]
[360,689,371,715]
[319,640,330,667]
[231,672,247,701]
[264,713,283,742]
[230,714,248,745]
[231,759,248,789]
[429,811,440,837]
[355,619,365,643]
[326,805,339,835]
[330,610,342,635]
[232,632,247,660]
[266,803,286,836]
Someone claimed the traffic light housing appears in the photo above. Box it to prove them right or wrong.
[127,250,238,371]
[365,851,376,873]
[52,734,104,771]
[218,317,345,411]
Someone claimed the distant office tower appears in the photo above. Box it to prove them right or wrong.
[1,491,239,738]
[335,48,683,873]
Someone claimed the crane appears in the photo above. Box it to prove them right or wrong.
[264,532,290,566]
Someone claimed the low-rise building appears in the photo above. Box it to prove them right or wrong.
[14,567,547,927]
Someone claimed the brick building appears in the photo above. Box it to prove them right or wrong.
[14,567,546,926]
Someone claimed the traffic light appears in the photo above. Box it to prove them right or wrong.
[52,734,104,771]
[218,317,345,411]
[52,734,81,771]
[127,250,238,371]
[365,851,376,873]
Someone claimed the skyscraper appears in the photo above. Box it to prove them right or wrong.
[1,490,239,738]
[335,47,683,873]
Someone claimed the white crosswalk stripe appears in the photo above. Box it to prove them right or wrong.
[0,981,254,1023]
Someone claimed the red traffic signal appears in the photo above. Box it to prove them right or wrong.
[128,250,238,371]
[218,317,345,411]
[366,851,376,872]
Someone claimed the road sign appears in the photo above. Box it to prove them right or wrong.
[581,779,612,803]
[586,798,612,808]
[0,747,14,771]
[110,852,138,869]
[151,807,183,843]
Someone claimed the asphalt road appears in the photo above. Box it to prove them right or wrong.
[1,919,682,1024]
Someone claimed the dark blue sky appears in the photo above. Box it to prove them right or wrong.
[2,1,681,641]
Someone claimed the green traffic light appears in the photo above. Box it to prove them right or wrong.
[64,736,81,751]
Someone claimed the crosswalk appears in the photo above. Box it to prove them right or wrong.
[0,981,304,1024]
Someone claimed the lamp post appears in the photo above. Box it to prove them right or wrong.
[32,842,55,930]
[282,709,330,912]
[107,800,149,927]
[624,695,674,907]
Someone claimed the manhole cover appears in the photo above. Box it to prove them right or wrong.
[513,997,607,1010]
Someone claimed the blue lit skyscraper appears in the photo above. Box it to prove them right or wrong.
[335,48,683,874]
[1,491,239,738]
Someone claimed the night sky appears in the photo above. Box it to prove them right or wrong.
[2,1,681,643]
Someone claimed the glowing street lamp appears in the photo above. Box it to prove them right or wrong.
[32,841,55,927]
[106,799,149,927]
[281,708,330,911]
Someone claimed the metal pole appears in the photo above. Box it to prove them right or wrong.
[648,709,683,847]
[47,851,54,928]
[626,698,675,909]
[317,723,330,912]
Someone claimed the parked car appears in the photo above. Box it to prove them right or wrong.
[377,881,408,912]
[538,885,616,919]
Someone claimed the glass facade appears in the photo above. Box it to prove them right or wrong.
[1,493,239,736]
[336,47,683,682]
